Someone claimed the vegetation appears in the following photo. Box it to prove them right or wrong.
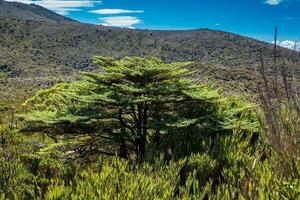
[1,5,300,198]
[1,1,297,98]
[0,55,299,199]
[21,57,258,161]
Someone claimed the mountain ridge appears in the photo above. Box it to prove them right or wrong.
[0,0,76,22]
[0,0,299,99]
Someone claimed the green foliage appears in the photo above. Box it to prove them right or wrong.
[62,157,184,199]
[0,127,35,199]
[45,184,66,200]
[0,103,7,112]
[0,72,7,79]
[1,127,300,199]
[41,153,300,200]
[5,54,300,199]
[42,155,216,200]
[21,57,258,163]
[0,127,79,199]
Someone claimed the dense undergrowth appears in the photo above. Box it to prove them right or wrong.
[1,56,300,199]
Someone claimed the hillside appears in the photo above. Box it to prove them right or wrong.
[2,1,300,199]
[0,0,75,22]
[0,0,298,99]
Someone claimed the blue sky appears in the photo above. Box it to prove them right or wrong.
[6,0,300,49]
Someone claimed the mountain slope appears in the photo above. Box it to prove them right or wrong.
[1,17,292,74]
[0,0,75,22]
[0,1,298,99]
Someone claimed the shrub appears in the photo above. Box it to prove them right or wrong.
[0,127,35,199]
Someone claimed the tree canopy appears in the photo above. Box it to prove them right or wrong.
[21,57,258,161]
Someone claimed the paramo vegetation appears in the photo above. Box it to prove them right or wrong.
[1,56,300,199]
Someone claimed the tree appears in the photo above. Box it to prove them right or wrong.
[22,57,257,161]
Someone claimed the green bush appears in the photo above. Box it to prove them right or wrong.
[0,127,35,199]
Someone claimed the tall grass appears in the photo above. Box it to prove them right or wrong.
[258,39,300,179]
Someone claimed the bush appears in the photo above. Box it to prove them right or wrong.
[0,127,35,199]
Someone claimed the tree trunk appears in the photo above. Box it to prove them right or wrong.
[141,103,148,160]
[135,103,148,162]
[118,108,128,159]
[119,128,127,159]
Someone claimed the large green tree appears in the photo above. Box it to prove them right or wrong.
[22,57,258,161]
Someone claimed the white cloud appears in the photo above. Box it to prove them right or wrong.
[280,40,300,51]
[5,0,101,15]
[265,0,283,5]
[6,0,33,3]
[273,40,300,51]
[99,16,141,28]
[52,8,81,15]
[89,9,143,15]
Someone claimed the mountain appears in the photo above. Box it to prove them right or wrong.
[0,0,298,100]
[0,0,75,22]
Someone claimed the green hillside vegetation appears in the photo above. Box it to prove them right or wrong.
[0,9,298,99]
[1,57,300,199]
[21,57,259,160]
[1,1,300,199]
